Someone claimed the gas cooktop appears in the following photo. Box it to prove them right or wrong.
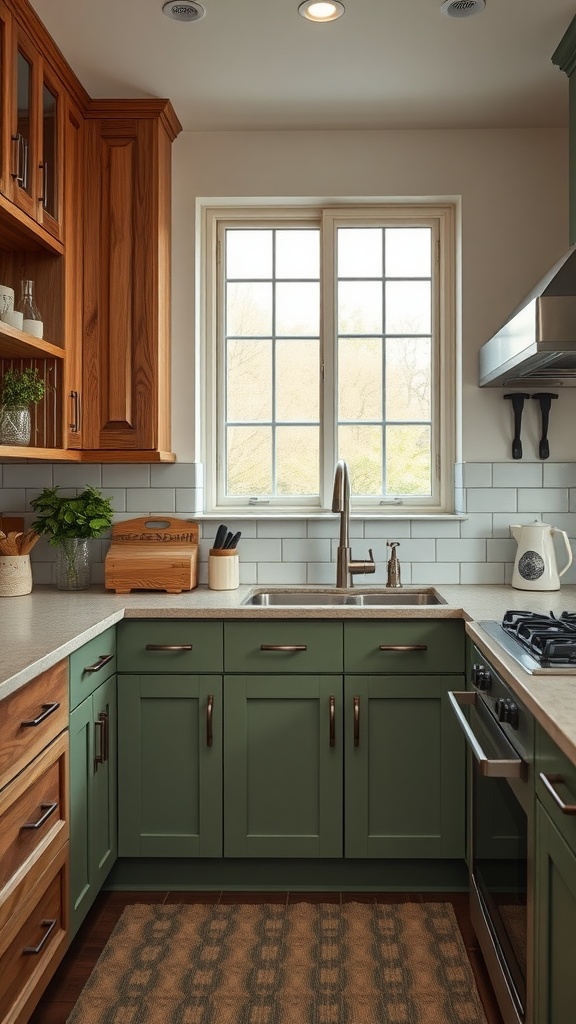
[479,610,576,676]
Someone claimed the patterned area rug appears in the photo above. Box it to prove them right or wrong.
[67,902,488,1024]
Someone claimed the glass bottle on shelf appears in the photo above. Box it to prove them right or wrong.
[15,280,43,338]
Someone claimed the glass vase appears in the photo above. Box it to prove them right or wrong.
[55,538,91,591]
[0,405,31,445]
[15,279,43,338]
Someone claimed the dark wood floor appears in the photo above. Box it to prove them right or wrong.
[30,890,504,1024]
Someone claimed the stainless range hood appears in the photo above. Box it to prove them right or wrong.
[479,244,576,386]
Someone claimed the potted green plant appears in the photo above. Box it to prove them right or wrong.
[0,367,45,446]
[30,485,114,590]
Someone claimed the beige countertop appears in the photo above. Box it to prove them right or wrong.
[3,583,576,763]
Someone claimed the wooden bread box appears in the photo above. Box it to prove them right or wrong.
[104,517,199,594]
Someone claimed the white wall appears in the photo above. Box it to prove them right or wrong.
[170,126,569,463]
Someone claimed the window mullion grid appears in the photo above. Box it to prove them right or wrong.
[381,227,387,499]
[271,229,278,497]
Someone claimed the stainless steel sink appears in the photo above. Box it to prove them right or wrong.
[242,588,445,607]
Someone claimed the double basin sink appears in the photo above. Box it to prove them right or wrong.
[243,588,445,607]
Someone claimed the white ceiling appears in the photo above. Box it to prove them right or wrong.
[30,0,576,133]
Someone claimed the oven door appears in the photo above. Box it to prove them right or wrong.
[449,690,529,1024]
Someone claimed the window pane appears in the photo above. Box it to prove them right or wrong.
[276,282,319,336]
[338,425,383,495]
[227,230,272,278]
[385,338,431,421]
[277,427,319,495]
[385,228,431,277]
[227,339,272,422]
[338,338,382,421]
[385,281,431,335]
[227,426,272,494]
[386,425,431,495]
[338,228,382,278]
[338,281,382,334]
[276,339,319,421]
[227,282,272,336]
[276,230,319,279]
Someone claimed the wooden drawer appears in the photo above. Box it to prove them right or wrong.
[224,621,343,673]
[536,725,576,856]
[70,626,116,711]
[118,620,223,673]
[0,662,68,792]
[0,844,68,1024]
[344,620,465,674]
[0,734,68,937]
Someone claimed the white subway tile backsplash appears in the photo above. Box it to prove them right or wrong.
[126,489,175,513]
[102,464,151,487]
[543,463,576,487]
[175,488,200,513]
[546,513,576,537]
[53,465,102,488]
[517,488,569,513]
[0,487,25,511]
[257,562,307,585]
[466,488,517,513]
[365,519,411,539]
[388,538,435,562]
[436,538,486,562]
[460,562,505,584]
[411,563,460,584]
[492,512,541,537]
[257,520,307,538]
[487,538,517,562]
[411,520,459,538]
[283,538,331,562]
[308,517,363,539]
[151,463,198,487]
[462,463,492,487]
[460,513,493,538]
[241,538,283,562]
[492,463,543,488]
[3,464,53,488]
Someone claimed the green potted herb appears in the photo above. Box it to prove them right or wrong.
[31,485,114,590]
[0,367,45,446]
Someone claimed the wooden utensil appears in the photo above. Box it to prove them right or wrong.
[18,529,40,554]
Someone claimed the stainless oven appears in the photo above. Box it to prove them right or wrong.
[449,646,534,1024]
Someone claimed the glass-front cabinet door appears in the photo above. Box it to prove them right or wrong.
[0,1,11,200]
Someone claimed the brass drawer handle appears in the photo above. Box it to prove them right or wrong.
[378,644,428,652]
[329,695,335,747]
[69,390,81,432]
[539,772,576,815]
[207,695,214,747]
[23,918,57,955]
[21,703,60,728]
[83,653,114,674]
[94,711,108,770]
[21,802,58,831]
[353,696,360,747]
[260,645,307,652]
[145,644,193,651]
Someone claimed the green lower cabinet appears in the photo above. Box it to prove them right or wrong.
[69,674,117,939]
[117,675,223,857]
[535,801,576,1024]
[344,675,465,858]
[224,675,343,858]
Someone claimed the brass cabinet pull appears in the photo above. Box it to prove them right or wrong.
[329,695,335,747]
[539,772,576,815]
[353,696,360,747]
[145,644,193,651]
[94,712,108,770]
[23,918,57,955]
[83,653,114,674]
[39,160,48,207]
[378,644,428,652]
[102,710,109,763]
[69,390,81,432]
[207,695,214,747]
[21,702,59,728]
[260,645,307,652]
[21,802,58,831]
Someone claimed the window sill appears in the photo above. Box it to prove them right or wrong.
[195,511,468,522]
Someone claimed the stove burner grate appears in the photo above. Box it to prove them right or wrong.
[502,610,576,667]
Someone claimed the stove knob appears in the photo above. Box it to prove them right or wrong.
[505,700,519,729]
[494,697,506,721]
[471,664,492,691]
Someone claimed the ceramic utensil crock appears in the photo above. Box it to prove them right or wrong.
[510,521,573,591]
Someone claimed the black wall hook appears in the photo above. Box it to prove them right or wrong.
[504,393,530,459]
[532,392,558,460]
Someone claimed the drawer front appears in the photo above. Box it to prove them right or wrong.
[344,620,465,674]
[224,621,343,673]
[118,620,224,673]
[70,626,117,710]
[0,847,67,1023]
[0,734,68,935]
[536,725,576,856]
[0,662,68,792]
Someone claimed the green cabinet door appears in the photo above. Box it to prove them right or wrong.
[535,802,576,1024]
[224,675,343,858]
[69,673,117,939]
[118,674,223,857]
[344,675,465,858]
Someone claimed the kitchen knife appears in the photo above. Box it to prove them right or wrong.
[222,531,234,549]
[224,531,242,549]
[213,524,227,549]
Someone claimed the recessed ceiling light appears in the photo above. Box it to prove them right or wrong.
[298,1,345,23]
[441,0,485,17]
[162,1,205,23]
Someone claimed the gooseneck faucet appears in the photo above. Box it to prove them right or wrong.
[332,459,376,587]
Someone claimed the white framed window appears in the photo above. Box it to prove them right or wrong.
[201,202,456,515]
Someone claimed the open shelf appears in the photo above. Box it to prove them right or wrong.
[0,323,65,360]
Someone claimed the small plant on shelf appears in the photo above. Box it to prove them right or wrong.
[31,485,114,590]
[0,367,45,446]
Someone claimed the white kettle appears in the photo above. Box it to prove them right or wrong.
[510,521,573,591]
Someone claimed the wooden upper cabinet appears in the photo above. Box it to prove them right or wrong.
[81,101,181,457]
[6,21,64,241]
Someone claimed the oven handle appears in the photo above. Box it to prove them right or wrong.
[448,691,526,779]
